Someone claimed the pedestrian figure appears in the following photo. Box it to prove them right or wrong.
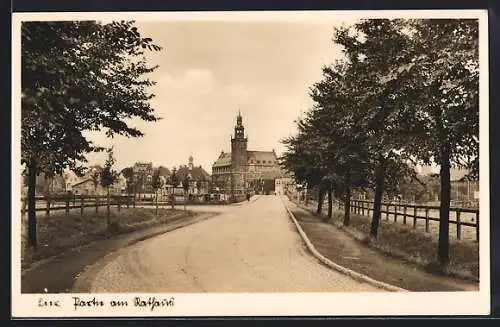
[246,192,250,201]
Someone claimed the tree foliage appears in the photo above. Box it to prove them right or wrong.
[22,20,162,176]
[100,148,118,188]
[151,168,164,191]
[22,20,163,246]
[280,18,479,266]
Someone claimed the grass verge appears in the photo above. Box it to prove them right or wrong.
[296,201,479,282]
[21,207,193,271]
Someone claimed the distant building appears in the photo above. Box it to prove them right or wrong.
[212,112,286,200]
[33,174,66,196]
[275,177,295,195]
[71,172,125,196]
[71,179,106,196]
[133,162,154,193]
[174,156,211,196]
[416,164,470,181]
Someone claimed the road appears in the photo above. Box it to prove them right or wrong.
[86,195,381,292]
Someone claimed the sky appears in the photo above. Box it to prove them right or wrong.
[84,17,362,172]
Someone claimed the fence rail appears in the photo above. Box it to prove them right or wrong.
[341,199,479,242]
[20,195,226,217]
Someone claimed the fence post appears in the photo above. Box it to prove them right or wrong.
[456,210,461,240]
[386,203,389,221]
[476,211,479,242]
[403,205,407,225]
[46,196,51,217]
[425,208,429,233]
[95,196,99,213]
[413,205,417,229]
[80,196,84,216]
[117,196,121,212]
[65,196,70,216]
[394,204,398,222]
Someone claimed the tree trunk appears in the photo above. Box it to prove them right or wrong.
[27,160,37,247]
[438,146,451,266]
[370,158,386,237]
[327,187,333,219]
[155,189,158,216]
[106,187,110,230]
[343,172,351,226]
[133,186,136,208]
[316,187,325,214]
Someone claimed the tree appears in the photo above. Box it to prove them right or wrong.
[100,148,118,231]
[394,19,479,266]
[308,62,373,226]
[182,174,191,211]
[121,167,135,196]
[90,166,102,195]
[22,21,162,246]
[331,19,422,237]
[169,168,179,209]
[151,168,164,216]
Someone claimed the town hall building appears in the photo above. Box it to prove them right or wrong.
[212,112,285,201]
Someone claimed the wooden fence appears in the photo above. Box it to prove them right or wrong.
[343,199,479,242]
[20,195,137,217]
[20,194,228,217]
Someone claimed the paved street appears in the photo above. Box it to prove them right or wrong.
[87,195,381,292]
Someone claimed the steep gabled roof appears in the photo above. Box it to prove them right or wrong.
[247,151,278,164]
[72,178,94,187]
[157,166,171,177]
[213,151,232,167]
[175,165,211,181]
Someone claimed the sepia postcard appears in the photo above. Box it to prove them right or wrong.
[11,10,490,317]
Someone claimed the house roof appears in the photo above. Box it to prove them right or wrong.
[247,151,278,164]
[72,178,94,187]
[213,151,232,167]
[213,150,279,168]
[157,166,171,177]
[175,165,211,181]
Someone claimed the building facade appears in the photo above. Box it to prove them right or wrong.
[212,113,285,200]
[133,162,154,193]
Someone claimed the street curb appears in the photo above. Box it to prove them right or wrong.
[280,196,408,292]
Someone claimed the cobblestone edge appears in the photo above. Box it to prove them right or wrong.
[281,197,408,292]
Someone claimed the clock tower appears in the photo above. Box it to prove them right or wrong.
[231,111,248,196]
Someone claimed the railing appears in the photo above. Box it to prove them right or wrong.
[20,194,226,217]
[342,199,479,241]
[20,195,136,217]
